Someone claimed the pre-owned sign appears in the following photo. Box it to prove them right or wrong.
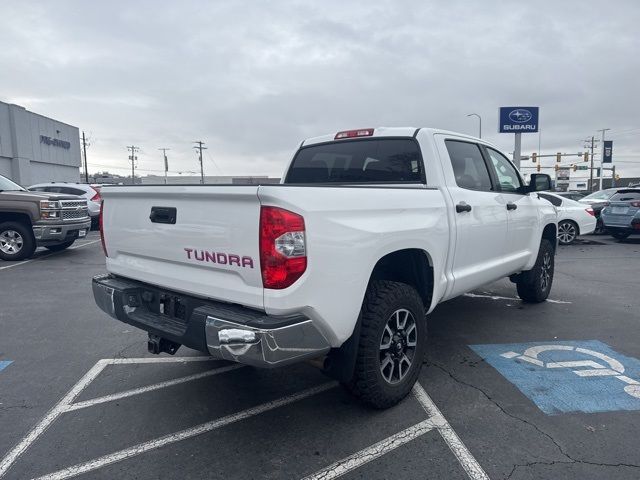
[499,107,539,133]
[40,135,71,149]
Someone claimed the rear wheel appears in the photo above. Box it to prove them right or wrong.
[557,220,578,245]
[611,231,630,241]
[0,222,36,261]
[45,240,75,252]
[516,239,554,303]
[344,280,427,409]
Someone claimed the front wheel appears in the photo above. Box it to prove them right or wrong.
[516,239,555,303]
[45,240,75,252]
[0,222,36,261]
[344,280,427,409]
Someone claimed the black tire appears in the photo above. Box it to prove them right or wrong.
[344,280,427,409]
[45,240,75,252]
[516,239,554,303]
[557,220,578,245]
[0,221,36,261]
[611,231,630,241]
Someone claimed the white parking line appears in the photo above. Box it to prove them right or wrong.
[463,292,571,304]
[0,360,109,478]
[0,358,490,480]
[0,239,101,271]
[302,419,436,480]
[33,382,337,480]
[413,383,490,480]
[65,364,244,412]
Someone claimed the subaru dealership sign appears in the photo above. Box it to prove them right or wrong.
[499,107,539,133]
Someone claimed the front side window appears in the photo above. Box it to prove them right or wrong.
[486,148,522,192]
[445,140,493,191]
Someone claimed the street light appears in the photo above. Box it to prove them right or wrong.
[466,113,482,139]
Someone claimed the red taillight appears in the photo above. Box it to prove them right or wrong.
[91,191,101,202]
[335,128,374,140]
[585,208,595,216]
[99,201,108,257]
[630,201,640,208]
[259,206,306,289]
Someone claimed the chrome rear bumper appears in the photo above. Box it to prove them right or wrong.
[206,316,330,367]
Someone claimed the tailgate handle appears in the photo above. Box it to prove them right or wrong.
[149,206,177,224]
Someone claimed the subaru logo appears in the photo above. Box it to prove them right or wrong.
[509,109,532,123]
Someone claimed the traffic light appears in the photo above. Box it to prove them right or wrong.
[572,164,577,172]
[531,152,537,163]
[555,164,560,171]
[537,163,541,172]
[556,152,562,163]
[615,174,621,181]
[584,152,589,162]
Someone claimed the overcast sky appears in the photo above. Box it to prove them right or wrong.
[1,0,639,180]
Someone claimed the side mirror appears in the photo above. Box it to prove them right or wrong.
[528,173,552,192]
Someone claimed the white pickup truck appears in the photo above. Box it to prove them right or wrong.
[93,127,557,408]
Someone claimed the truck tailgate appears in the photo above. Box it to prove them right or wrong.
[101,185,263,309]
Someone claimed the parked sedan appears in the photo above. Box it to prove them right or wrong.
[538,192,597,245]
[29,183,102,228]
[556,191,587,201]
[579,188,627,234]
[600,189,640,240]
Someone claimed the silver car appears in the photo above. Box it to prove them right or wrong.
[28,183,103,227]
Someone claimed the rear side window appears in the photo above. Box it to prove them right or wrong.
[538,193,563,207]
[445,140,493,191]
[285,139,424,184]
[610,191,640,202]
[60,187,87,196]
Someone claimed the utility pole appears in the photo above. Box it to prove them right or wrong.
[127,145,139,185]
[193,141,207,184]
[81,131,89,184]
[583,136,599,192]
[597,128,610,190]
[158,148,170,184]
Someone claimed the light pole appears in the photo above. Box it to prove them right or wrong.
[467,113,482,139]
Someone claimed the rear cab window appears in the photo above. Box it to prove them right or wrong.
[285,138,424,184]
[610,191,640,202]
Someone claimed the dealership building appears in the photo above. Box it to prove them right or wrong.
[0,100,81,186]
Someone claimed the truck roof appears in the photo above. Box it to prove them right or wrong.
[300,127,494,147]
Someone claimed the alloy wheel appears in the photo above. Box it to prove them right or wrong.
[0,230,24,255]
[379,308,417,384]
[558,222,577,244]
[540,251,552,292]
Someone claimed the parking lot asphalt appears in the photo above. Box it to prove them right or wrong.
[1,233,639,479]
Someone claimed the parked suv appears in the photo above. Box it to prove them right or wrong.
[29,182,102,228]
[579,188,628,234]
[600,189,640,240]
[0,174,91,260]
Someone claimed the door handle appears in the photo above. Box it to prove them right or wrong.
[456,203,472,213]
[149,206,177,224]
[506,203,518,211]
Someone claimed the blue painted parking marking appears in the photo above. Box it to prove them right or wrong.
[0,361,13,373]
[470,340,640,415]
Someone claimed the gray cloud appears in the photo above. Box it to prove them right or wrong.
[1,0,639,178]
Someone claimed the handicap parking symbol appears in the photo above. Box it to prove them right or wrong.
[470,340,640,414]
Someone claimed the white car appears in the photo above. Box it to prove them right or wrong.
[93,127,558,408]
[28,183,103,227]
[538,192,596,244]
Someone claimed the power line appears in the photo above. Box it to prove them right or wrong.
[193,141,207,184]
[205,149,224,175]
